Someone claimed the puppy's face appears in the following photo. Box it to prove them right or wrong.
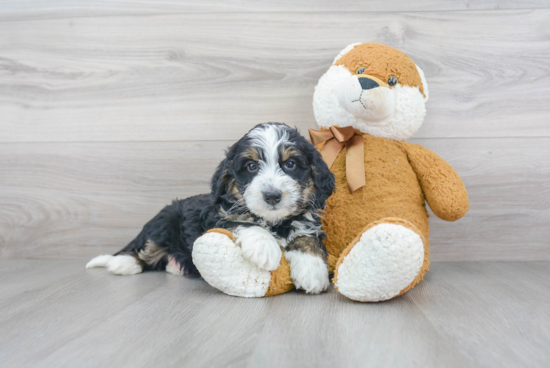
[239,125,311,222]
[212,123,334,224]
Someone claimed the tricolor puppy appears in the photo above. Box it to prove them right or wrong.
[87,123,335,294]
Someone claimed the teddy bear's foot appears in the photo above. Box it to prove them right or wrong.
[333,219,427,302]
[192,229,293,298]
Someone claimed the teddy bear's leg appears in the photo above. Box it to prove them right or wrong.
[192,229,294,298]
[333,218,429,302]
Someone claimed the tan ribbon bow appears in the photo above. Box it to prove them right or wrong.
[309,126,365,193]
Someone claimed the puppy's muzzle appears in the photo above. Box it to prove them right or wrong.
[263,190,282,205]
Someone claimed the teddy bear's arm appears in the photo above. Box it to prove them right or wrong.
[400,142,469,221]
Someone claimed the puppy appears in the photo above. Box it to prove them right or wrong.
[87,123,335,294]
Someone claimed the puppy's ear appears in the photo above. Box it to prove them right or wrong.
[307,145,335,210]
[210,158,232,203]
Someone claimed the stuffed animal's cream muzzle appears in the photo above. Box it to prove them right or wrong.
[313,42,429,141]
[337,74,396,123]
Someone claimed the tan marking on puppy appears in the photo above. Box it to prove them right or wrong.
[226,177,242,200]
[287,236,327,261]
[241,147,260,162]
[280,146,300,162]
[221,212,254,224]
[138,240,168,265]
[335,42,425,97]
[302,179,315,205]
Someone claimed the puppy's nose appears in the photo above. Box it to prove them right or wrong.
[358,77,379,90]
[263,191,282,205]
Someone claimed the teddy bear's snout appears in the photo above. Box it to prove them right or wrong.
[337,75,396,123]
[358,77,379,90]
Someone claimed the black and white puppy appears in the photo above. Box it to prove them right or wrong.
[86,123,335,293]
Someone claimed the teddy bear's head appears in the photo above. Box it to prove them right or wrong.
[313,43,429,141]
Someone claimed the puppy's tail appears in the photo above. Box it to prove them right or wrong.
[86,254,114,269]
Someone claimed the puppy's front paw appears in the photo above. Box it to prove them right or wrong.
[236,226,282,271]
[285,251,329,294]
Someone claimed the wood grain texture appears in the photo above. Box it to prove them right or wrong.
[1,137,548,261]
[410,262,550,368]
[37,274,271,367]
[1,10,549,143]
[0,141,226,258]
[0,260,549,367]
[248,287,469,368]
[420,137,550,261]
[2,0,550,20]
[0,259,83,302]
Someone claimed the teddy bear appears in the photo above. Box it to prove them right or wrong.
[192,43,469,301]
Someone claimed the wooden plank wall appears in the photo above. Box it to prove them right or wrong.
[1,1,549,260]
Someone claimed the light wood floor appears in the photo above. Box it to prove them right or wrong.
[1,259,548,368]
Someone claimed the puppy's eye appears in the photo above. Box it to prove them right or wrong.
[356,67,366,75]
[284,160,296,170]
[246,162,258,172]
[388,76,398,87]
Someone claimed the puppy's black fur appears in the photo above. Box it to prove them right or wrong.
[115,123,335,277]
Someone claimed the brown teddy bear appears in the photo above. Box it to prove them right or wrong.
[310,43,469,301]
[193,43,469,301]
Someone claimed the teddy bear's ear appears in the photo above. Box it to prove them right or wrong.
[332,42,362,64]
[416,64,429,103]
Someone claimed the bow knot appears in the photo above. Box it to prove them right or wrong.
[309,126,365,192]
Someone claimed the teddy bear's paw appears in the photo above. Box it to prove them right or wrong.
[236,226,282,271]
[334,223,424,302]
[285,251,329,294]
[192,231,272,298]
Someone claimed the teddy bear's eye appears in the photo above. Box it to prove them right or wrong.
[356,67,366,75]
[388,76,398,87]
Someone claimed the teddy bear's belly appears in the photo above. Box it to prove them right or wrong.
[321,136,429,260]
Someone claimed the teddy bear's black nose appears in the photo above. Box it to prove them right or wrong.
[358,77,379,90]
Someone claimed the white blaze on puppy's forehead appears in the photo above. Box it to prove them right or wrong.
[248,124,293,168]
